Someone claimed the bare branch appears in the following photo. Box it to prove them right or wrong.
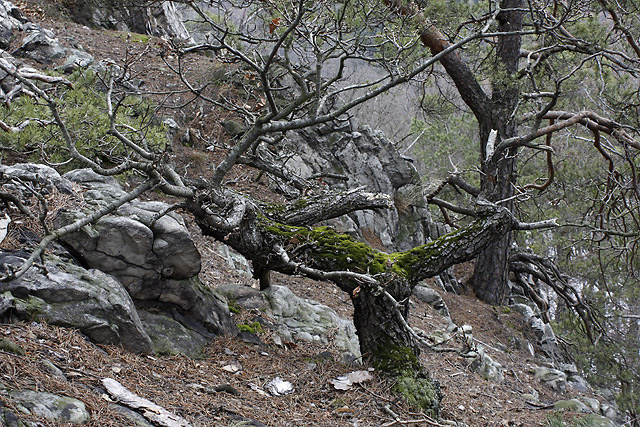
[0,179,158,281]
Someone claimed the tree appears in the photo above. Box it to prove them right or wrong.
[385,0,640,306]
[1,0,638,416]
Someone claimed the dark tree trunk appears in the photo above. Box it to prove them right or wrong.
[471,0,524,304]
[351,275,420,371]
[404,0,525,304]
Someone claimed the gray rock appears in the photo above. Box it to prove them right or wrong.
[138,310,208,358]
[553,399,591,413]
[263,285,360,359]
[600,402,625,425]
[110,404,155,427]
[215,284,266,310]
[59,169,201,292]
[158,277,237,336]
[212,242,252,276]
[14,23,66,63]
[0,163,75,196]
[0,0,26,49]
[469,350,504,383]
[1,253,153,353]
[64,168,127,203]
[279,126,431,251]
[66,1,193,44]
[9,390,90,424]
[531,366,567,392]
[511,303,561,359]
[0,338,24,355]
[57,48,95,73]
[412,283,451,319]
[578,396,601,413]
[40,359,67,381]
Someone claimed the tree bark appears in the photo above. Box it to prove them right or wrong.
[471,0,524,304]
[392,0,524,304]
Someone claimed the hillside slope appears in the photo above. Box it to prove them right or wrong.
[0,1,620,426]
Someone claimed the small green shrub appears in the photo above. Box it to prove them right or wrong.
[0,69,167,172]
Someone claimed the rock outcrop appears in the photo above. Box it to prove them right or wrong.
[64,0,193,44]
[280,125,435,252]
[0,252,154,353]
[0,163,236,354]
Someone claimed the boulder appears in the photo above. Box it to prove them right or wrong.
[469,350,504,383]
[553,399,591,413]
[531,366,567,392]
[1,252,153,353]
[138,310,208,358]
[263,285,360,359]
[2,164,236,349]
[13,23,66,64]
[58,168,201,293]
[587,415,617,427]
[0,163,75,196]
[8,390,90,424]
[56,48,96,74]
[0,0,26,49]
[215,284,266,310]
[412,283,451,320]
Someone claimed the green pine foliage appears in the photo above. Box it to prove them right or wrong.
[0,69,167,171]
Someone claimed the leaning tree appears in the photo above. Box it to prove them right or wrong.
[1,0,638,415]
[383,0,640,308]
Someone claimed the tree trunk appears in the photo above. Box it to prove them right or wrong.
[350,276,419,371]
[471,0,524,304]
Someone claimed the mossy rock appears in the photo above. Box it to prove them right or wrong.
[393,373,442,417]
[0,338,25,356]
[237,322,264,334]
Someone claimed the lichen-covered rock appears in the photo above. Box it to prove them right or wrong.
[138,310,208,358]
[531,366,567,392]
[215,284,266,310]
[1,252,153,353]
[553,399,591,413]
[262,285,360,359]
[469,350,504,383]
[9,390,90,424]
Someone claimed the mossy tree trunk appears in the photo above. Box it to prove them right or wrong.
[188,191,515,374]
[350,274,418,370]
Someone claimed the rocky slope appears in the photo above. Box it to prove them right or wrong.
[0,1,626,426]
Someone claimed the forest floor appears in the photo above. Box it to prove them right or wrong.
[0,1,608,426]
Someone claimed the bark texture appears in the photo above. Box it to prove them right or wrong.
[402,0,525,304]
